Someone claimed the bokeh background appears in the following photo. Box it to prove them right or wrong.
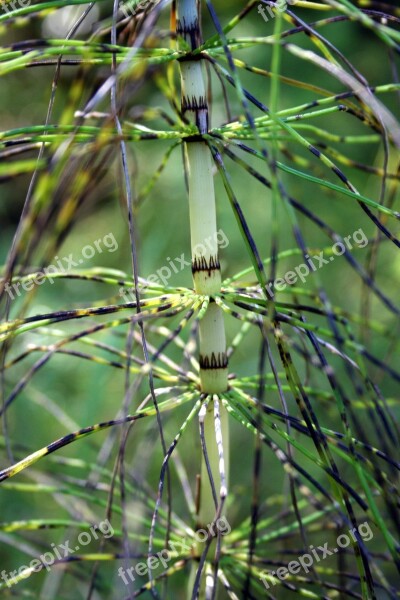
[0,0,399,597]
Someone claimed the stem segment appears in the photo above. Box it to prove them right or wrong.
[176,1,229,595]
[176,0,228,395]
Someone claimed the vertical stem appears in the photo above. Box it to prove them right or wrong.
[176,1,229,595]
[176,0,228,396]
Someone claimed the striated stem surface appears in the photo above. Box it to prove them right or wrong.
[176,2,229,597]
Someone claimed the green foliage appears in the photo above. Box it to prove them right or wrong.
[0,0,399,598]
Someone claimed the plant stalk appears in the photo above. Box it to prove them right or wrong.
[176,0,229,595]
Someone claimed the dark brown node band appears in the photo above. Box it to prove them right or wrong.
[192,255,220,274]
[176,17,201,50]
[181,95,208,113]
[199,352,228,370]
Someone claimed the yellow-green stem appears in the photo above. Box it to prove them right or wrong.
[176,1,229,596]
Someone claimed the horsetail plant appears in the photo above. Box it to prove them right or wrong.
[176,1,230,593]
[177,0,228,496]
[0,0,400,599]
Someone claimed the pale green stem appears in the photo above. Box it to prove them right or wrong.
[176,1,229,596]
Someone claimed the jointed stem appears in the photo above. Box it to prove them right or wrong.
[176,0,228,394]
[176,0,229,595]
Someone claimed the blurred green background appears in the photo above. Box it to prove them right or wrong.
[0,0,399,597]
